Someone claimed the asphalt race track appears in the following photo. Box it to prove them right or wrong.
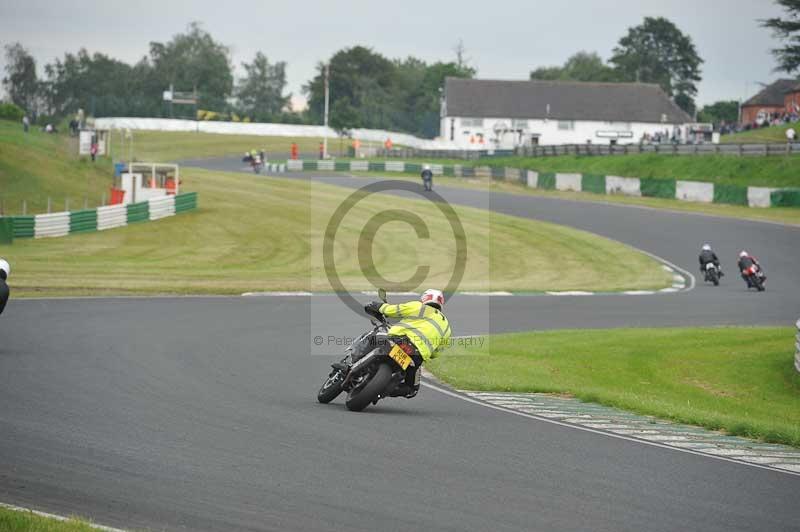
[0,160,799,531]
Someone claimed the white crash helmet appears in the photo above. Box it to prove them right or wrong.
[0,258,9,280]
[739,250,749,258]
[702,244,711,251]
[423,164,431,171]
[420,288,444,310]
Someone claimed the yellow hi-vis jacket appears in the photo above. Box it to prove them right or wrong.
[379,301,451,361]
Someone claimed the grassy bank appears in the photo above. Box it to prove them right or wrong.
[106,130,380,162]
[0,506,103,532]
[721,124,795,144]
[477,153,800,189]
[3,168,670,297]
[0,120,113,214]
[427,326,800,447]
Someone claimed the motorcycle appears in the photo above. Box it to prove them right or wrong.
[242,154,263,174]
[742,264,766,292]
[317,288,418,412]
[703,262,720,286]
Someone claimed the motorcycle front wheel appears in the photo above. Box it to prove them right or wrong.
[317,370,345,403]
[345,363,393,412]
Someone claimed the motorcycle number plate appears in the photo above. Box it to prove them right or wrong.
[388,345,413,370]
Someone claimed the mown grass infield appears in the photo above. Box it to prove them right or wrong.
[4,168,671,297]
[427,326,800,447]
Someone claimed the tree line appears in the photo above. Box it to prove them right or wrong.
[1,23,474,137]
[6,5,800,135]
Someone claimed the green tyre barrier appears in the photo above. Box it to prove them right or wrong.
[69,209,98,234]
[0,218,13,244]
[174,192,198,213]
[460,166,475,177]
[770,188,800,207]
[713,184,749,206]
[640,177,677,199]
[581,174,606,194]
[538,172,556,190]
[10,216,34,238]
[443,165,454,177]
[334,161,349,171]
[405,163,422,174]
[490,166,505,180]
[369,162,385,172]
[126,202,150,224]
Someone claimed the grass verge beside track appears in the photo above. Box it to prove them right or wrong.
[427,326,800,447]
[345,172,800,225]
[4,168,670,297]
[0,506,104,532]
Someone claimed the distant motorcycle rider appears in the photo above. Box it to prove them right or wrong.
[0,259,10,316]
[364,289,451,398]
[421,164,433,191]
[737,250,764,287]
[698,243,722,277]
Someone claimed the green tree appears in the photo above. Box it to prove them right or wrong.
[697,100,739,125]
[148,22,233,111]
[2,42,39,113]
[236,52,290,120]
[610,17,703,114]
[42,49,154,117]
[763,0,800,72]
[303,46,474,136]
[303,46,397,130]
[531,52,619,82]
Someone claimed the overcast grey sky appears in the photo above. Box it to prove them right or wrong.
[0,0,788,109]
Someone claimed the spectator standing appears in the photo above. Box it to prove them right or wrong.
[90,141,98,162]
[786,127,796,143]
[22,115,29,133]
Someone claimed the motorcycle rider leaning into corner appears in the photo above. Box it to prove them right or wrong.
[737,250,764,286]
[364,288,451,398]
[0,259,10,316]
[698,243,723,276]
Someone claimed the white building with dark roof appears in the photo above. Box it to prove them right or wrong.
[440,78,694,148]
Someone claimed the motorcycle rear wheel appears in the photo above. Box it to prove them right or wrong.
[345,363,393,412]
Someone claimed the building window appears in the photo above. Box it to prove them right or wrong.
[512,119,528,129]
[557,120,574,130]
[461,118,484,127]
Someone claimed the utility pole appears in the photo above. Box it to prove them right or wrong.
[323,63,330,159]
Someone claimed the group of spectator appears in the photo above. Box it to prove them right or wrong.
[639,128,683,144]
[722,111,800,136]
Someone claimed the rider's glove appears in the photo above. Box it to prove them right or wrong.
[364,301,383,315]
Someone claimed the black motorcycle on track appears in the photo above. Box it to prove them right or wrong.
[317,289,418,412]
[703,262,720,286]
